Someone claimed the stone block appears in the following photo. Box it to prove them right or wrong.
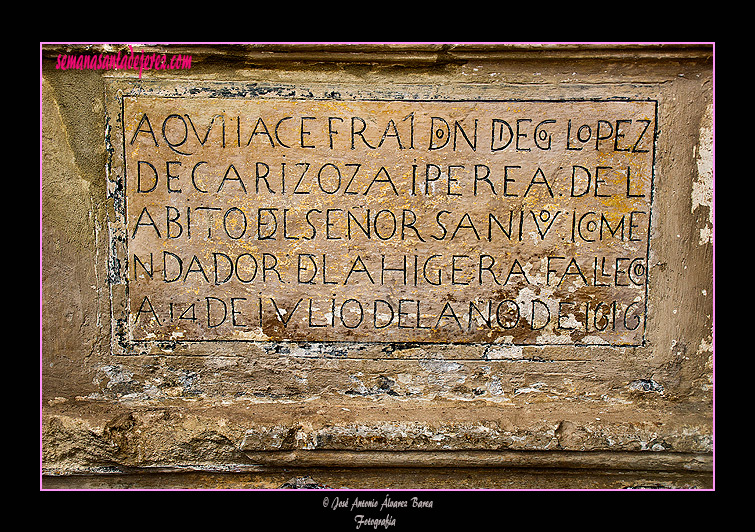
[41,43,714,490]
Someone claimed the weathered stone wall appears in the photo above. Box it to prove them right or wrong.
[41,43,714,489]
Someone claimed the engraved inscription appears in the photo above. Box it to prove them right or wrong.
[118,97,656,345]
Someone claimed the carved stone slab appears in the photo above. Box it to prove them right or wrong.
[113,96,656,347]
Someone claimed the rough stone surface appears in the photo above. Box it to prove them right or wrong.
[41,43,714,490]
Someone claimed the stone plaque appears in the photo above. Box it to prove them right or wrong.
[113,96,656,346]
